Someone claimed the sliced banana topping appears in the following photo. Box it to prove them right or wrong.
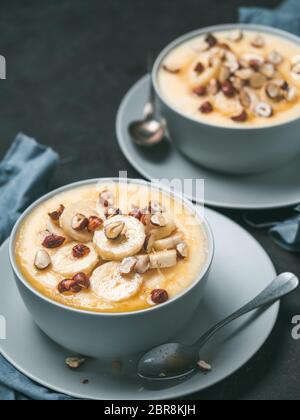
[60,200,98,243]
[94,215,146,261]
[47,218,70,242]
[154,233,183,251]
[268,50,283,65]
[90,262,143,302]
[150,250,178,269]
[135,255,151,274]
[214,92,243,117]
[149,213,177,240]
[51,242,99,277]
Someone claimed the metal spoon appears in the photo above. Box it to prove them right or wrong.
[129,55,166,147]
[137,272,299,381]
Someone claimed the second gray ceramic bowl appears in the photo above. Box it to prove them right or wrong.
[153,24,300,175]
[9,178,214,359]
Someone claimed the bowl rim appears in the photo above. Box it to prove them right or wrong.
[152,23,300,131]
[9,178,214,318]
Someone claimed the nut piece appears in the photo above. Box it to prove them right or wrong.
[99,189,115,207]
[291,63,300,80]
[42,234,65,249]
[65,357,86,369]
[162,64,180,74]
[149,201,164,214]
[228,29,243,42]
[119,257,137,275]
[34,249,51,270]
[129,205,143,220]
[260,63,275,79]
[72,244,91,259]
[58,279,82,294]
[265,82,284,101]
[205,33,218,48]
[87,216,103,232]
[235,68,254,81]
[286,86,298,102]
[231,76,243,92]
[231,110,248,122]
[150,250,177,269]
[135,255,151,274]
[239,89,251,109]
[144,234,156,253]
[207,79,221,95]
[268,50,283,65]
[71,213,89,231]
[221,81,236,98]
[200,101,213,114]
[150,213,167,227]
[151,289,169,305]
[255,102,273,118]
[176,242,189,258]
[251,35,265,48]
[194,62,205,74]
[193,85,207,97]
[104,220,125,240]
[58,273,90,294]
[105,207,122,219]
[249,73,267,89]
[219,66,231,84]
[72,273,90,289]
[197,360,212,373]
[154,233,183,251]
[48,204,65,221]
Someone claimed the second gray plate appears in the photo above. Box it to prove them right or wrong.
[116,75,300,210]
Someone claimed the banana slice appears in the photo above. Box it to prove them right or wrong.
[90,262,143,302]
[47,219,71,242]
[214,92,243,117]
[93,215,146,261]
[148,213,177,240]
[60,201,98,243]
[51,242,99,277]
[189,55,222,88]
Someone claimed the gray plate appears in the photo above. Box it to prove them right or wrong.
[116,75,300,210]
[0,208,279,400]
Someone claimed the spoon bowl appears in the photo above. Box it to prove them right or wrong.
[129,119,166,147]
[137,272,299,381]
[138,343,198,380]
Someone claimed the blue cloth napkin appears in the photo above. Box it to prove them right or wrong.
[239,0,300,35]
[0,133,72,400]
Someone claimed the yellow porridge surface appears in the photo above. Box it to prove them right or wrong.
[15,183,208,313]
[158,30,300,127]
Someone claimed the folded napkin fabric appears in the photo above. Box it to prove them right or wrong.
[0,134,73,400]
[0,133,59,244]
[239,0,300,35]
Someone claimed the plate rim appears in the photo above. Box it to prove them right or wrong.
[116,74,300,210]
[0,208,279,400]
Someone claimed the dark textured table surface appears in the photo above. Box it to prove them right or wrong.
[0,0,299,400]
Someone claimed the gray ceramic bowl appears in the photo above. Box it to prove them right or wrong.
[9,179,214,359]
[153,24,300,175]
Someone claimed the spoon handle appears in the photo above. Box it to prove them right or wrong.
[193,272,299,349]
